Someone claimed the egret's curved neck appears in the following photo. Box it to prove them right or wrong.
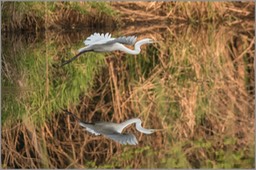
[118,39,151,55]
[119,118,154,134]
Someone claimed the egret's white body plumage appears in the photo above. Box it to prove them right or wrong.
[61,32,153,66]
[64,110,156,145]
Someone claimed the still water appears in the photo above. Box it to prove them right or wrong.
[1,24,254,168]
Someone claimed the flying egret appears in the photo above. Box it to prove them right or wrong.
[61,32,154,66]
[64,110,156,145]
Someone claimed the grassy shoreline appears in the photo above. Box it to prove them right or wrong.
[2,1,254,32]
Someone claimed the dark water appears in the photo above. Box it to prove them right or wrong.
[1,24,255,168]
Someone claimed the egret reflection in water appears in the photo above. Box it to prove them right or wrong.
[64,110,156,145]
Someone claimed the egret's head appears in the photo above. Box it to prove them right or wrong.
[145,129,156,134]
[144,38,154,44]
[136,38,154,45]
[144,128,165,134]
[139,128,157,134]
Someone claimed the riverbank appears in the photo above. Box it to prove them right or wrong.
[2,1,254,32]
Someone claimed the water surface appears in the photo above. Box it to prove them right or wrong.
[1,23,254,168]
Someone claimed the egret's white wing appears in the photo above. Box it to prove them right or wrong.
[84,33,113,46]
[116,36,137,45]
[105,133,138,145]
[106,36,137,45]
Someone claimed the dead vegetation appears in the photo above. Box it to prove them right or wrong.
[112,1,254,25]
[2,2,119,32]
[2,2,255,32]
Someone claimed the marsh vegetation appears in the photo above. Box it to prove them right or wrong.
[1,1,255,169]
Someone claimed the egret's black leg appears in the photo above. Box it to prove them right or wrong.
[62,109,81,121]
[60,50,93,67]
[60,52,83,67]
[62,109,94,125]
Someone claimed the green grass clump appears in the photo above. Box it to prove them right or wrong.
[89,1,118,17]
[2,39,105,126]
[2,1,119,31]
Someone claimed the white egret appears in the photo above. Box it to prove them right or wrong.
[64,110,156,145]
[61,32,153,66]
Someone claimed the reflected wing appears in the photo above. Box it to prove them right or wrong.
[84,33,114,46]
[106,36,137,45]
[64,109,101,136]
[79,122,101,136]
[105,133,138,145]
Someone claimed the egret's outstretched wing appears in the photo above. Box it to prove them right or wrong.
[107,36,137,45]
[84,33,137,46]
[105,133,138,145]
[84,33,113,46]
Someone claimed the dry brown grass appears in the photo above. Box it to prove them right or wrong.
[2,2,118,32]
[112,1,254,24]
[2,2,254,32]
